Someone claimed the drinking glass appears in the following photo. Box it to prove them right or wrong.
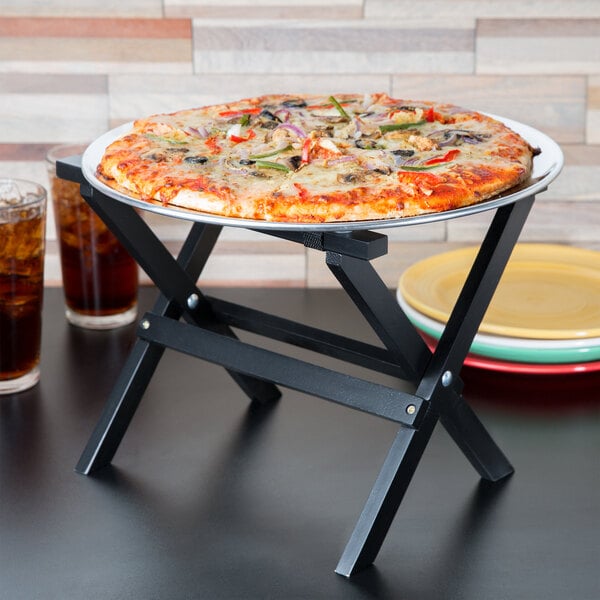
[47,144,138,329]
[0,178,46,394]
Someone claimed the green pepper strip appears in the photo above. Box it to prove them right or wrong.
[399,162,453,172]
[240,113,251,127]
[379,120,426,133]
[249,145,293,159]
[328,95,351,121]
[254,160,291,173]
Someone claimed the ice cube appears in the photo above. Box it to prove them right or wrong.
[0,179,23,207]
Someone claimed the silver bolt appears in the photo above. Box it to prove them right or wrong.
[140,319,150,330]
[187,293,199,310]
[441,371,453,387]
[406,404,416,415]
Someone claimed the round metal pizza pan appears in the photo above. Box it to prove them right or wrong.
[81,115,563,232]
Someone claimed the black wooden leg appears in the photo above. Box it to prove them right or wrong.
[439,392,513,482]
[416,198,535,482]
[76,222,221,474]
[75,333,166,474]
[335,408,438,577]
[330,198,535,576]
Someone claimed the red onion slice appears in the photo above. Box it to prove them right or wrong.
[187,125,209,138]
[273,108,291,122]
[274,122,307,139]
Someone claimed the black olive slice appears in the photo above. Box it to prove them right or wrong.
[281,98,307,108]
[184,156,209,164]
[288,155,302,171]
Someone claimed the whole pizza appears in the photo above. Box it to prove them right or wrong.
[97,93,538,223]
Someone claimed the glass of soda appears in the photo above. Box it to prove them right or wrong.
[46,144,138,329]
[0,178,47,394]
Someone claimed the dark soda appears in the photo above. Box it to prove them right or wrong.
[0,274,43,380]
[0,205,45,383]
[51,176,138,319]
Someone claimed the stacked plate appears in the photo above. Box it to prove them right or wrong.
[397,244,600,374]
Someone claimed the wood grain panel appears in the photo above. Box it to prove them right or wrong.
[477,19,600,75]
[0,38,192,74]
[447,201,600,243]
[192,20,473,74]
[588,76,600,144]
[0,0,163,18]
[391,75,586,144]
[0,17,191,38]
[366,1,600,19]
[165,0,363,19]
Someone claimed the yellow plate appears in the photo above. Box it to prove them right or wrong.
[398,244,600,340]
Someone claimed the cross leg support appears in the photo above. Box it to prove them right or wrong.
[72,182,280,475]
[60,154,537,576]
[330,197,535,576]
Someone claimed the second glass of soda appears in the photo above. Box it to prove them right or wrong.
[47,144,139,329]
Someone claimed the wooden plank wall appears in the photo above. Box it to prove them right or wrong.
[0,1,598,287]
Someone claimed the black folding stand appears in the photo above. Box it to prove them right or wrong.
[58,157,537,577]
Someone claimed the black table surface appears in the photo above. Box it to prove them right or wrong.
[1,286,599,600]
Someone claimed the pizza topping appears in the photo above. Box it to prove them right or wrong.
[99,92,536,223]
[226,124,257,144]
[249,144,293,160]
[184,155,209,164]
[281,98,308,108]
[301,137,313,164]
[218,107,262,119]
[328,95,351,121]
[255,109,283,129]
[389,107,425,125]
[427,129,490,146]
[355,138,383,150]
[400,163,453,172]
[317,138,342,154]
[391,149,415,158]
[255,160,291,173]
[287,155,303,171]
[144,133,188,146]
[360,152,394,175]
[337,172,365,184]
[379,121,427,133]
[424,149,461,166]
[187,125,210,138]
[403,134,436,152]
[273,122,307,140]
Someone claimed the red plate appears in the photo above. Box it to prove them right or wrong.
[419,332,600,374]
[463,354,600,375]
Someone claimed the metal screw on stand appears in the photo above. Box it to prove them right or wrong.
[441,371,453,387]
[187,293,199,310]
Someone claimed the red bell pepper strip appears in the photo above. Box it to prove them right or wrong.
[425,106,436,122]
[424,148,460,165]
[218,107,262,118]
[301,137,313,164]
[229,129,256,144]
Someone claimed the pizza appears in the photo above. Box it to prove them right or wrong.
[96,93,538,223]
